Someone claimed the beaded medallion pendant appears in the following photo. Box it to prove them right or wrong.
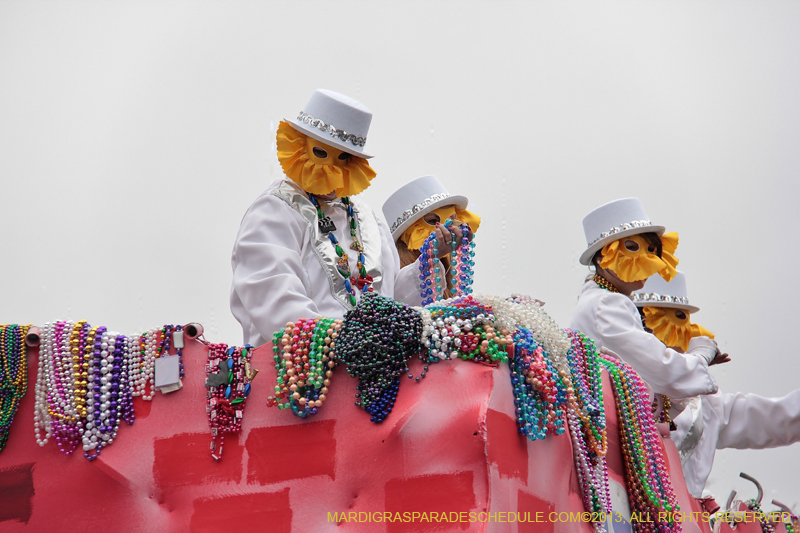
[0,324,31,452]
[336,292,423,423]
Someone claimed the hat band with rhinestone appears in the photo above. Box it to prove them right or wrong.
[389,192,452,234]
[297,111,367,147]
[587,219,653,247]
[632,293,691,306]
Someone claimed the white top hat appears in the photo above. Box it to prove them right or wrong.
[382,175,468,241]
[285,89,374,159]
[579,197,665,265]
[631,271,699,314]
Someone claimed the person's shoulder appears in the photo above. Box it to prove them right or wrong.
[246,180,301,210]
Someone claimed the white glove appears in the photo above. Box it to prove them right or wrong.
[688,336,718,364]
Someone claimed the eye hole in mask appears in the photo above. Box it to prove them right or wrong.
[624,239,640,252]
[312,146,328,159]
[423,213,441,225]
[338,152,351,161]
[674,310,687,320]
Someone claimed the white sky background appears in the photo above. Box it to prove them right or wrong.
[1,0,798,507]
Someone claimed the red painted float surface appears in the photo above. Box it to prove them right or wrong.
[0,337,707,533]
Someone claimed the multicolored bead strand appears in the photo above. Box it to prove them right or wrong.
[444,218,475,296]
[564,330,610,532]
[420,295,510,366]
[267,318,341,418]
[205,343,255,461]
[600,352,680,533]
[418,231,444,305]
[419,218,476,305]
[309,194,373,306]
[336,292,423,423]
[0,324,31,452]
[510,327,568,440]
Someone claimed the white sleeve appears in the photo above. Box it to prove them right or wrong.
[595,293,718,400]
[231,193,321,343]
[707,389,800,450]
[372,210,430,307]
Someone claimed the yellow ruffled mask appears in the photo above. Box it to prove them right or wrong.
[599,232,680,283]
[400,205,482,250]
[643,306,714,351]
[276,120,376,197]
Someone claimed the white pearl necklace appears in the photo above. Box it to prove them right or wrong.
[34,322,53,446]
[473,294,571,374]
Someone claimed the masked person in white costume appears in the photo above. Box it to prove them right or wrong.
[633,272,800,497]
[230,90,461,346]
[382,175,480,304]
[570,198,727,401]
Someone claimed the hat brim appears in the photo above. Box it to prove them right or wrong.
[634,300,700,314]
[390,194,470,241]
[579,225,666,265]
[285,117,373,159]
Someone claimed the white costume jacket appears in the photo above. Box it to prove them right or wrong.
[570,281,718,400]
[230,179,422,346]
[672,390,800,497]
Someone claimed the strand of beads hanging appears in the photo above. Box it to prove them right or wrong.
[418,219,476,306]
[744,500,776,533]
[267,317,341,418]
[309,194,373,306]
[418,230,444,305]
[0,324,31,452]
[205,342,256,460]
[419,295,511,370]
[336,292,423,423]
[444,217,476,296]
[593,274,619,294]
[652,395,677,432]
[564,330,611,532]
[509,327,568,440]
[599,352,680,533]
[33,320,183,457]
[160,324,185,378]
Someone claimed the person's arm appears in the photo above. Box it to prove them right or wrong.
[231,192,321,343]
[595,293,718,399]
[708,389,800,450]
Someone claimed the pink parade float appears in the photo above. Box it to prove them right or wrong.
[0,304,720,533]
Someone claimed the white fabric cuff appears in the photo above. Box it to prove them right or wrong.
[688,336,718,364]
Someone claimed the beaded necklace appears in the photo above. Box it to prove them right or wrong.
[420,295,509,367]
[205,343,255,460]
[268,318,341,418]
[510,327,567,440]
[0,324,31,452]
[418,218,476,305]
[336,292,423,423]
[445,219,475,296]
[564,330,610,532]
[593,274,619,294]
[745,500,775,533]
[309,194,373,306]
[599,352,680,532]
[34,322,54,447]
[136,328,158,400]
